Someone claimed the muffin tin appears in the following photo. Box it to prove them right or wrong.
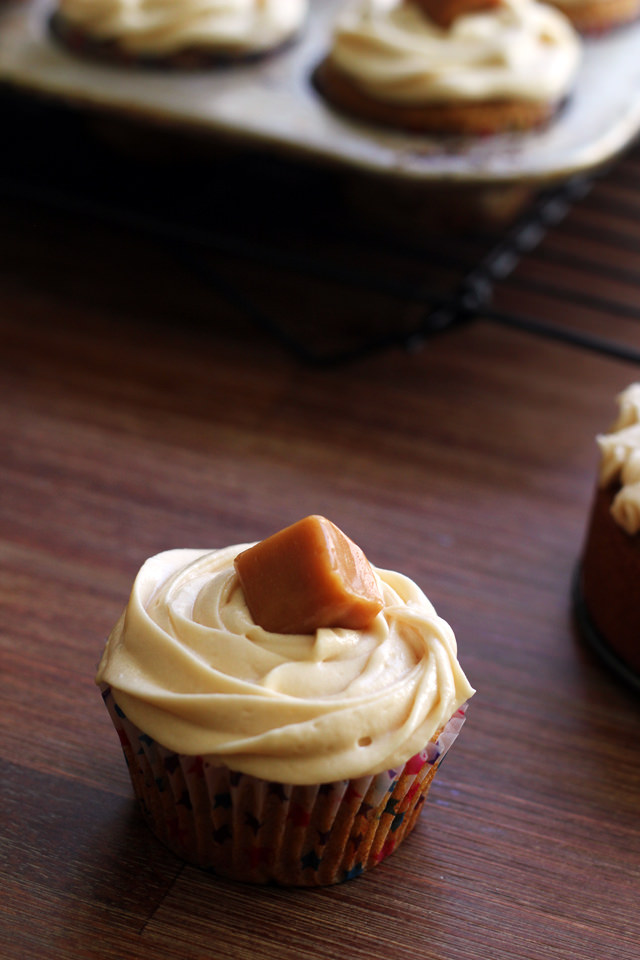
[1,0,640,185]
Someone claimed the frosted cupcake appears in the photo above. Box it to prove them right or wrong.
[546,0,640,32]
[50,0,309,68]
[577,385,640,682]
[314,0,581,134]
[97,516,475,885]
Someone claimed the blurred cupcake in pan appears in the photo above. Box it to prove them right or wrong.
[545,0,640,33]
[50,0,309,68]
[314,0,582,135]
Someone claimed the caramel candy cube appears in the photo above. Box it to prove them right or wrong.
[412,0,502,28]
[234,516,384,634]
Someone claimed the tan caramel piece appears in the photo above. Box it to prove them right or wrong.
[234,515,384,634]
[411,0,503,28]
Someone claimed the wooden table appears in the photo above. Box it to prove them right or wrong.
[1,93,639,960]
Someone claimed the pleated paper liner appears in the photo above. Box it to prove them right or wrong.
[102,686,468,886]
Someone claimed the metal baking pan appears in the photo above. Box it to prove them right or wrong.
[1,0,640,184]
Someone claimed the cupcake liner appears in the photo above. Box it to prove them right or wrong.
[102,686,468,886]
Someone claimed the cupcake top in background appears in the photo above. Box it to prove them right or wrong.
[52,0,309,59]
[325,0,581,107]
[96,517,474,785]
[596,383,640,535]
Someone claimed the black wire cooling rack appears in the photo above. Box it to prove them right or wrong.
[2,89,639,367]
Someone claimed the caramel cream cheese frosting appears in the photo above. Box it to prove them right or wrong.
[327,0,581,105]
[598,384,640,535]
[96,546,474,784]
[56,0,308,55]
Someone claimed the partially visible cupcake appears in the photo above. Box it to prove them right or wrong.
[97,516,475,885]
[314,0,581,135]
[50,0,308,68]
[577,385,640,682]
[546,0,640,33]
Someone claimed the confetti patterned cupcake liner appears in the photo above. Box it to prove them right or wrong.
[102,687,467,886]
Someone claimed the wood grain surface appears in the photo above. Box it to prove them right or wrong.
[1,100,639,960]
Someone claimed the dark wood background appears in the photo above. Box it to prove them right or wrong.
[1,89,639,960]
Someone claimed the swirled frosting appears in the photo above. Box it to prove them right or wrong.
[96,546,474,784]
[328,0,580,105]
[597,384,640,535]
[56,0,308,55]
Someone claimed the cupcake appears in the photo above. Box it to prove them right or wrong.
[50,0,308,68]
[314,0,581,135]
[97,515,475,885]
[576,386,640,684]
[545,0,640,32]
